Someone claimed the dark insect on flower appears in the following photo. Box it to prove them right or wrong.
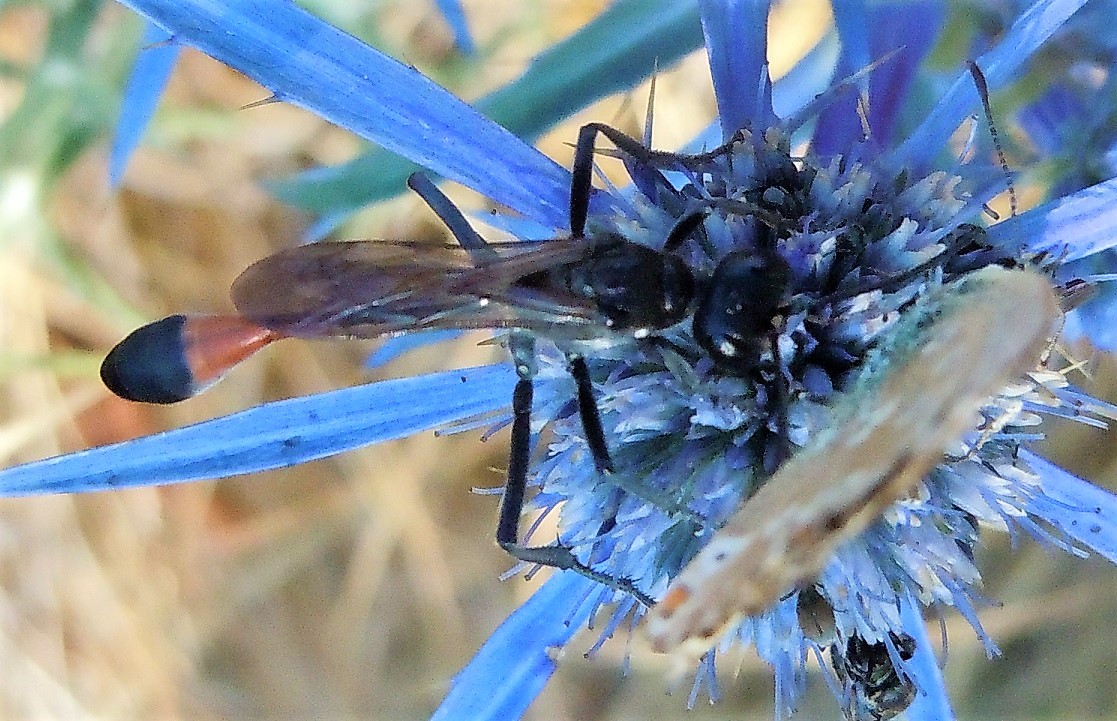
[97,122,820,605]
[831,632,918,721]
[99,130,693,604]
[9,3,1117,720]
[95,69,1091,721]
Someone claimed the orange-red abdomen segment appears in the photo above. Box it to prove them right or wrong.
[182,315,280,391]
[101,314,279,404]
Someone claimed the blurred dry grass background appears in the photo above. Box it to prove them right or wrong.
[0,1,1116,719]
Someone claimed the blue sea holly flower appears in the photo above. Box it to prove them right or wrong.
[4,1,1117,720]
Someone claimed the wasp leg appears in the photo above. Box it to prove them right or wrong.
[816,225,1008,308]
[571,123,684,238]
[495,360,534,554]
[497,334,653,607]
[578,122,744,171]
[568,353,622,538]
[662,210,710,254]
[406,172,497,264]
[768,334,792,471]
[570,121,677,238]
[567,354,614,474]
[568,123,600,237]
[576,122,687,172]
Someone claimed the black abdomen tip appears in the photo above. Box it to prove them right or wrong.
[101,315,195,404]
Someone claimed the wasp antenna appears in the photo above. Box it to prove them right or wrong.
[967,60,1017,217]
[662,212,708,253]
[101,314,279,404]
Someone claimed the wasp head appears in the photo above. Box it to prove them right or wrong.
[693,248,791,374]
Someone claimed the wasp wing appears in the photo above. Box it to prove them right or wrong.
[230,239,611,339]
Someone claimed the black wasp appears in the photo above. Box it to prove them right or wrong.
[100,123,793,605]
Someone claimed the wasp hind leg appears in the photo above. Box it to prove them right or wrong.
[568,354,614,474]
[406,172,498,265]
[568,353,627,539]
[497,334,653,607]
[767,335,793,472]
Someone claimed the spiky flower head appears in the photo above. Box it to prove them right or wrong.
[524,85,1106,718]
[469,4,1117,718]
[3,2,1117,721]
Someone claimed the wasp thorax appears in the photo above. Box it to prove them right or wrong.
[567,234,695,333]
